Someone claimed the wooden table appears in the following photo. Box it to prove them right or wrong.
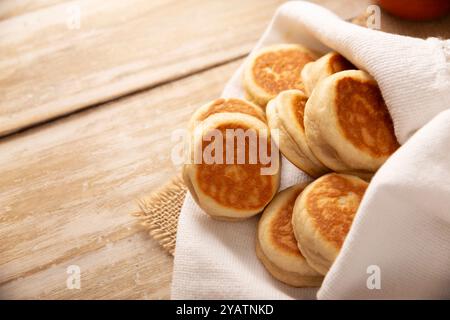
[0,0,373,299]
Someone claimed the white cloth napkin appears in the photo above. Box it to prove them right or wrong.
[171,1,450,299]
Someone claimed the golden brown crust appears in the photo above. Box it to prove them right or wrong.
[185,112,280,219]
[292,173,368,274]
[189,98,266,131]
[269,189,303,256]
[301,52,354,97]
[196,123,275,210]
[290,93,307,131]
[329,53,354,74]
[244,44,316,107]
[267,90,329,177]
[197,98,265,123]
[335,77,399,157]
[305,173,368,248]
[304,70,398,177]
[258,184,323,283]
[252,48,313,95]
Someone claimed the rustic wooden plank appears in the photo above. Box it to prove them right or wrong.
[0,0,284,137]
[0,59,242,299]
[309,0,372,19]
[0,0,65,20]
[0,229,173,299]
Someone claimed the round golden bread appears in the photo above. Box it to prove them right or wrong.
[292,173,368,275]
[304,70,399,179]
[257,184,323,287]
[183,112,280,220]
[266,89,329,177]
[301,52,354,97]
[243,44,316,108]
[188,98,265,132]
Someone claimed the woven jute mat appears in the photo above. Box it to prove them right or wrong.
[135,174,186,255]
[135,11,450,256]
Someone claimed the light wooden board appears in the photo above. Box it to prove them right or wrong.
[308,0,371,19]
[0,0,284,137]
[0,59,242,299]
[0,0,65,20]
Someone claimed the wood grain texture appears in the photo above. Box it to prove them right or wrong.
[0,59,242,299]
[0,0,65,20]
[309,0,372,19]
[0,0,284,137]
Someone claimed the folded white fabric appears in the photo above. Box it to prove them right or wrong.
[171,1,450,299]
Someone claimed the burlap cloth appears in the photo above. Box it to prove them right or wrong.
[135,9,450,256]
